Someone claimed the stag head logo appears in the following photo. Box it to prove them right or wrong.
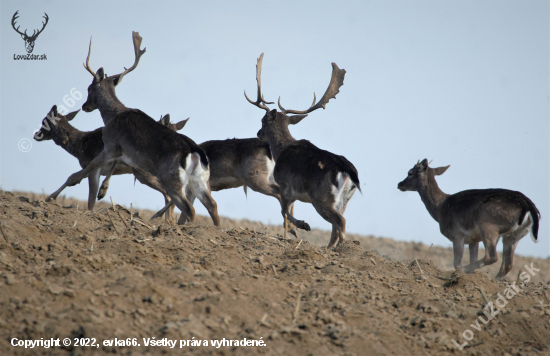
[12,11,49,54]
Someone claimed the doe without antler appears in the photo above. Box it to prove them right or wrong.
[398,159,540,278]
[245,54,360,248]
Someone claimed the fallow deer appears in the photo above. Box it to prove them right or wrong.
[148,137,283,218]
[245,54,360,248]
[398,159,540,278]
[46,32,220,226]
[35,107,186,219]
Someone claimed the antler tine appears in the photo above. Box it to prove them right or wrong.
[245,53,274,112]
[279,62,346,115]
[38,13,49,34]
[113,31,146,82]
[83,36,96,77]
[11,11,24,36]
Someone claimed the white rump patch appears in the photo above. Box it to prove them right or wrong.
[331,172,356,214]
[181,152,211,201]
[265,156,276,184]
[521,212,537,243]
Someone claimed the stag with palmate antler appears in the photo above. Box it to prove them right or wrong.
[398,159,540,278]
[244,54,360,248]
[34,106,187,219]
[46,31,220,226]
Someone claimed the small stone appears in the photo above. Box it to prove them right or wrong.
[48,284,64,295]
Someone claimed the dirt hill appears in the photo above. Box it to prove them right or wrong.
[0,190,548,355]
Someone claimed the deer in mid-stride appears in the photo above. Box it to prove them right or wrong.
[245,54,360,248]
[35,106,187,219]
[46,31,220,226]
[398,159,540,278]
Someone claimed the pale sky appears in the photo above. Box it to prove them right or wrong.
[1,1,548,258]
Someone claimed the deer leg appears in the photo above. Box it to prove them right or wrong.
[451,239,465,272]
[463,226,499,273]
[87,168,101,211]
[47,148,121,202]
[97,160,117,200]
[288,203,298,238]
[469,242,479,264]
[165,184,195,225]
[314,204,346,249]
[150,201,174,221]
[188,177,220,226]
[495,237,518,279]
[281,196,310,231]
[132,168,174,221]
[496,223,530,279]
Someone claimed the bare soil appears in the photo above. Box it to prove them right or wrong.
[1,190,549,355]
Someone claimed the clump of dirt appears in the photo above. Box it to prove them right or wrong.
[1,190,548,355]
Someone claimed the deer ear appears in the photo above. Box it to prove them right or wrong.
[419,159,429,171]
[65,110,80,121]
[159,114,170,126]
[50,105,58,117]
[112,74,122,87]
[267,109,277,121]
[433,165,450,176]
[175,118,189,131]
[289,114,307,125]
[95,68,105,83]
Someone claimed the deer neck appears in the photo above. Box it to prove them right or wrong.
[265,125,296,162]
[51,123,86,160]
[96,88,128,124]
[417,175,449,223]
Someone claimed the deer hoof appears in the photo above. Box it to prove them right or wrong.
[297,221,310,231]
[97,186,108,200]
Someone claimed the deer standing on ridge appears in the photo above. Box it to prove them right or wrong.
[245,54,360,248]
[398,159,540,278]
[46,32,220,226]
[35,106,186,219]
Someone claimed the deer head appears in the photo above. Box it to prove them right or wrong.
[34,105,79,142]
[397,159,450,192]
[12,11,48,53]
[245,54,345,156]
[81,32,146,115]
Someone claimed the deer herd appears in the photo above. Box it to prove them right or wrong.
[35,32,540,279]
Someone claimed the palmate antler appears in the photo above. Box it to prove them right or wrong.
[278,63,346,115]
[244,53,274,112]
[112,31,146,83]
[83,31,146,82]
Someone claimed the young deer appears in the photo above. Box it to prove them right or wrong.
[46,31,220,226]
[245,54,360,248]
[398,159,540,278]
[35,107,186,218]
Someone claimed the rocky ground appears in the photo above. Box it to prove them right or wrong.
[0,190,549,355]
